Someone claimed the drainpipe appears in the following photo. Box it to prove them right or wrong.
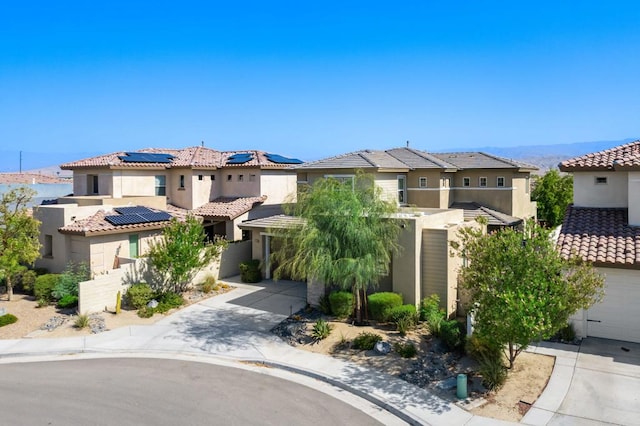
[265,234,271,280]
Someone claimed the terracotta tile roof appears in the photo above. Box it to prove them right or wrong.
[557,206,640,268]
[296,147,537,171]
[559,140,640,172]
[0,173,70,184]
[59,205,189,236]
[450,202,522,227]
[60,147,300,170]
[192,196,267,220]
[239,214,305,230]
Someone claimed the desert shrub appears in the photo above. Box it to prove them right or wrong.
[465,334,507,390]
[36,298,49,308]
[34,274,60,302]
[239,259,262,283]
[0,313,18,327]
[14,269,38,295]
[367,292,403,322]
[200,275,219,294]
[155,292,184,313]
[311,319,332,340]
[420,294,446,335]
[125,283,155,309]
[352,332,382,350]
[57,295,79,309]
[328,291,354,319]
[52,262,90,300]
[74,313,90,329]
[440,319,466,351]
[393,342,418,358]
[556,323,577,342]
[388,304,418,335]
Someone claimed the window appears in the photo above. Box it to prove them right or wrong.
[463,177,470,187]
[398,175,407,204]
[210,175,215,181]
[227,175,232,181]
[442,177,451,188]
[325,174,354,188]
[595,176,608,185]
[198,175,203,181]
[497,177,505,187]
[155,175,166,196]
[249,174,256,182]
[44,235,53,257]
[419,177,427,188]
[88,175,99,194]
[179,175,185,189]
[479,177,487,187]
[238,174,244,182]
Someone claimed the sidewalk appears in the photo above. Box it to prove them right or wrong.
[0,281,583,426]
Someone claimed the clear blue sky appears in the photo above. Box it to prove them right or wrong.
[1,1,639,170]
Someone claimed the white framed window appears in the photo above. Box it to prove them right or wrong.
[497,176,505,187]
[325,174,355,188]
[419,177,427,188]
[398,175,407,204]
[155,175,166,196]
[463,177,470,187]
[595,176,608,185]
[479,177,487,187]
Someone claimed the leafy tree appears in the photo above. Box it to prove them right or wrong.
[271,173,402,324]
[147,216,227,293]
[453,220,604,368]
[0,187,41,301]
[532,169,573,227]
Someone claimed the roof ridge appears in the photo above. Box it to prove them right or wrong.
[403,147,458,169]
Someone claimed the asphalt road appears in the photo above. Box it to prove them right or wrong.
[0,358,386,426]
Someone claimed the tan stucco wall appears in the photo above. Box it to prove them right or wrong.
[573,172,628,208]
[259,170,298,204]
[629,172,640,226]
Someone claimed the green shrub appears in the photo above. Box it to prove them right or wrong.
[420,294,446,336]
[0,313,18,327]
[556,323,576,342]
[125,283,155,309]
[440,320,466,351]
[367,292,403,322]
[57,295,79,309]
[388,304,418,336]
[155,292,184,313]
[352,332,382,350]
[15,270,38,295]
[328,291,354,319]
[34,274,60,302]
[318,293,332,315]
[393,342,418,358]
[52,262,89,300]
[239,259,262,283]
[311,319,332,340]
[200,275,218,294]
[465,334,507,390]
[33,267,49,276]
[74,313,90,329]
[36,298,49,308]
[137,306,155,318]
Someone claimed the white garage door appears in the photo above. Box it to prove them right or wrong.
[586,268,640,343]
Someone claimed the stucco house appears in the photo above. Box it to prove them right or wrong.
[558,140,640,343]
[34,146,301,275]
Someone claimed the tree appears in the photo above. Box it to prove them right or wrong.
[271,173,402,324]
[532,169,573,227]
[0,187,41,301]
[146,216,227,294]
[453,221,604,368]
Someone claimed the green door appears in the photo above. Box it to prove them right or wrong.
[129,234,139,258]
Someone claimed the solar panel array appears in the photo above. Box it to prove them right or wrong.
[119,152,175,163]
[227,153,253,164]
[105,206,172,226]
[265,153,303,164]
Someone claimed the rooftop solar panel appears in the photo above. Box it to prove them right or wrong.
[265,153,303,164]
[227,153,253,164]
[139,212,172,222]
[114,206,154,215]
[105,214,149,226]
[119,152,174,163]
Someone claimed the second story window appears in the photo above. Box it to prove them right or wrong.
[595,176,608,185]
[398,175,406,204]
[497,176,505,187]
[249,174,256,182]
[179,175,185,189]
[419,177,427,188]
[238,174,244,182]
[198,175,203,181]
[479,177,487,187]
[463,177,470,187]
[210,175,215,181]
[155,175,166,196]
[227,175,232,181]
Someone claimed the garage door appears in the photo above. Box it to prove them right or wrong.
[586,268,640,343]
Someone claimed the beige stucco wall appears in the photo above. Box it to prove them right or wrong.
[167,169,194,209]
[629,172,640,226]
[573,172,628,208]
[259,170,298,204]
[88,230,161,275]
[220,168,261,198]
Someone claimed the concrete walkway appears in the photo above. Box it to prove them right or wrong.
[0,280,636,425]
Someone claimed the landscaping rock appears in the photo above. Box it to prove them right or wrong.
[147,299,159,308]
[374,341,391,354]
[40,315,68,332]
[89,313,106,334]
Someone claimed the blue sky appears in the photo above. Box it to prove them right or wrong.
[1,1,639,170]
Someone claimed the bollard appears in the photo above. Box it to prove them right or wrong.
[457,374,468,399]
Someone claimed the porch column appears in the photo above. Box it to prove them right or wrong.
[264,234,271,280]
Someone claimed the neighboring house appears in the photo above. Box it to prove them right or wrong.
[558,140,640,343]
[0,172,72,207]
[296,146,537,226]
[34,146,301,275]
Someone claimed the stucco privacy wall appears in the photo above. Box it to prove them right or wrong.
[78,240,252,313]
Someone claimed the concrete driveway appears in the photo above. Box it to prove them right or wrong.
[526,337,640,425]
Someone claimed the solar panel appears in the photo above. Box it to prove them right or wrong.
[139,212,172,222]
[105,214,149,226]
[227,153,253,164]
[265,153,303,164]
[114,206,154,215]
[119,152,174,163]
